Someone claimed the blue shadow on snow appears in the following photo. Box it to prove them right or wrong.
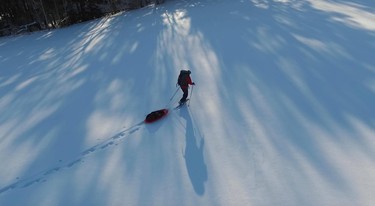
[179,106,207,196]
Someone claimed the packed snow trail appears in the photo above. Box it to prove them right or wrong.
[0,121,144,195]
[0,96,189,195]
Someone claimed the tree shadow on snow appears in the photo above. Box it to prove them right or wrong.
[0,4,173,204]
[167,0,375,203]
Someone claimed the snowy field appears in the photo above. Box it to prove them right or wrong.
[1,0,375,205]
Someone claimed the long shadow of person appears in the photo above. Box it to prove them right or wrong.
[179,106,207,195]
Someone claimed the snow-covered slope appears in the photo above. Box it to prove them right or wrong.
[1,0,375,205]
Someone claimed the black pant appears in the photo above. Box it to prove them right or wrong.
[180,87,188,102]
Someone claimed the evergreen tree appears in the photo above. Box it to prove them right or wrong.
[0,0,164,37]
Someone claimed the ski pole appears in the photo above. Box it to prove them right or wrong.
[166,87,179,107]
[170,87,179,101]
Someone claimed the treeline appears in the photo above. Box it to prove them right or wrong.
[0,0,165,37]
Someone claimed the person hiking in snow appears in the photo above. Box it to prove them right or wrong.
[177,70,195,104]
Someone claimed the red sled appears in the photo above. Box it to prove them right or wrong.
[144,109,169,123]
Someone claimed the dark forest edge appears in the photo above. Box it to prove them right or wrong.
[0,0,165,37]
